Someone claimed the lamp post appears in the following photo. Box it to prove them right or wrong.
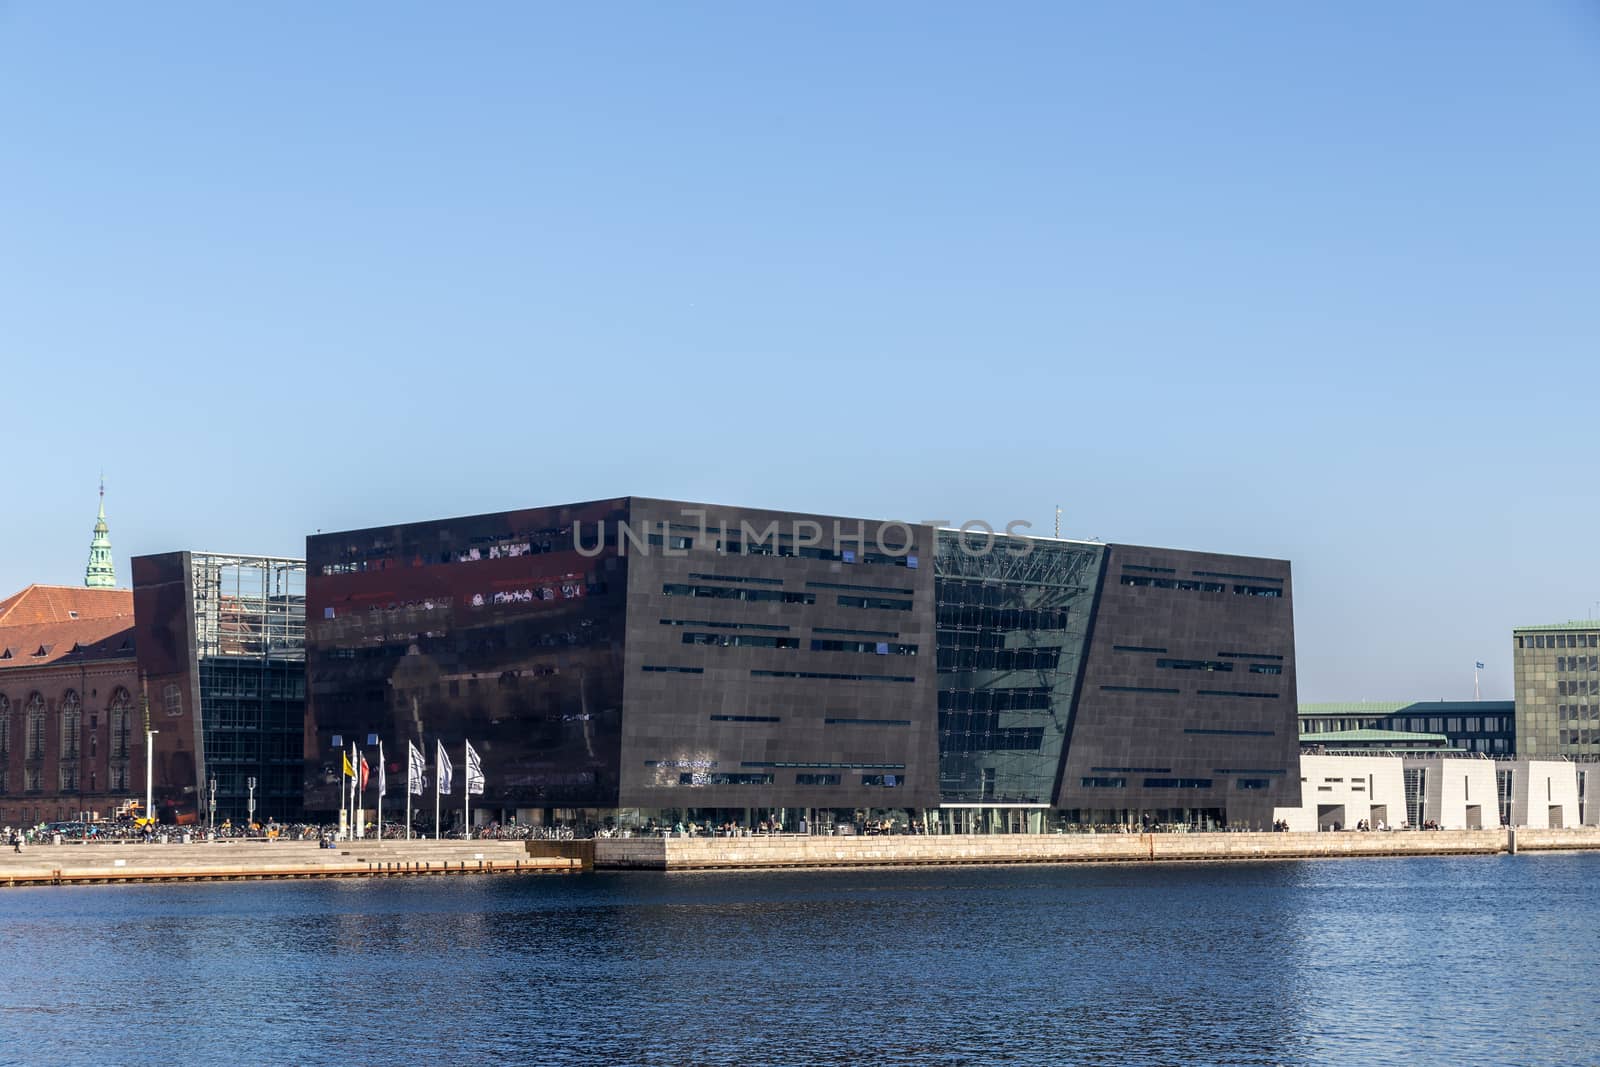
[208,777,217,835]
[145,729,158,831]
[247,777,257,832]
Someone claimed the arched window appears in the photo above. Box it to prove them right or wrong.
[25,693,45,759]
[109,688,132,759]
[60,690,82,760]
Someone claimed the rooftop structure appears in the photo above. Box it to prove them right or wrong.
[84,480,115,589]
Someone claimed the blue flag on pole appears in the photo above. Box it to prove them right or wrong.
[1475,661,1485,670]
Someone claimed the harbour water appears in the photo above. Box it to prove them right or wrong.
[3,854,1597,1066]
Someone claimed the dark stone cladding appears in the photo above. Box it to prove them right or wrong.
[302,497,940,817]
[1057,544,1301,822]
[303,498,632,815]
[620,498,939,811]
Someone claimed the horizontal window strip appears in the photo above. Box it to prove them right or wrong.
[710,715,780,723]
[751,670,915,683]
[661,618,790,631]
[682,632,800,649]
[1113,645,1167,653]
[641,665,704,674]
[1217,651,1284,661]
[741,761,906,769]
[825,717,912,726]
[1119,576,1225,593]
[669,772,773,786]
[1143,777,1213,789]
[1185,728,1276,737]
[1091,766,1171,773]
[687,572,784,586]
[663,584,815,604]
[1197,689,1281,699]
[1157,658,1232,672]
[1120,564,1175,574]
[1081,777,1126,788]
[837,595,913,611]
[811,639,918,656]
[1100,685,1180,694]
[814,627,900,638]
[1233,585,1284,598]
[1193,571,1283,583]
[1214,768,1287,775]
[806,580,914,595]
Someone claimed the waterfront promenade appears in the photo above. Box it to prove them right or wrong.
[7,827,1600,885]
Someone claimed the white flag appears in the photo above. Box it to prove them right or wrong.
[466,741,485,796]
[437,740,454,795]
[378,742,387,798]
[408,741,426,796]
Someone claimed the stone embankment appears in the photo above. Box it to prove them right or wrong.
[592,827,1600,870]
[0,839,581,887]
[8,828,1600,886]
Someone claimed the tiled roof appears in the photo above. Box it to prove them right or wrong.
[0,584,132,627]
[0,616,135,670]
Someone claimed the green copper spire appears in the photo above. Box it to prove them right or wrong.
[85,477,115,588]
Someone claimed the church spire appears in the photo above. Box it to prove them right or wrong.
[85,477,116,588]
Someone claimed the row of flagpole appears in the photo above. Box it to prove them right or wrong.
[339,739,485,839]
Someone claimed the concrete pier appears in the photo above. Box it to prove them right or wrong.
[7,829,1600,887]
[0,839,580,887]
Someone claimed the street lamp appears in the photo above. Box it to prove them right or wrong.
[247,776,257,831]
[145,729,159,832]
[208,777,217,835]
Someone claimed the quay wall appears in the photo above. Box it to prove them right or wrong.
[592,829,1600,870]
[0,840,578,887]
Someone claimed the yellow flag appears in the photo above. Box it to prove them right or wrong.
[342,753,354,777]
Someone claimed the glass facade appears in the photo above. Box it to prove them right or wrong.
[304,500,631,824]
[934,532,1104,804]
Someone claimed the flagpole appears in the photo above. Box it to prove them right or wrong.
[434,740,441,841]
[377,740,384,842]
[463,740,470,839]
[405,742,412,842]
[340,748,348,841]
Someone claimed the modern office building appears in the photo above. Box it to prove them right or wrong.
[304,497,1300,831]
[1300,701,1515,755]
[131,551,306,823]
[1512,621,1600,759]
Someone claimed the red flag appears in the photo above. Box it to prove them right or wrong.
[360,756,370,791]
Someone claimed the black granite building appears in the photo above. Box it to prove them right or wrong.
[304,498,1298,830]
[934,533,1299,831]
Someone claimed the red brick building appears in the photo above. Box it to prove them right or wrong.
[0,585,141,827]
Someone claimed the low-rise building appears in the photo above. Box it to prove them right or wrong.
[1499,759,1579,828]
[1400,754,1499,829]
[1275,754,1407,832]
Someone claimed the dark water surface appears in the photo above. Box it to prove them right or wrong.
[2,854,1595,1066]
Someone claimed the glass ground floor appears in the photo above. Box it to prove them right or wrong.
[420,803,1248,835]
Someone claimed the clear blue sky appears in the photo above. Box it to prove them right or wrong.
[3,3,1597,702]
